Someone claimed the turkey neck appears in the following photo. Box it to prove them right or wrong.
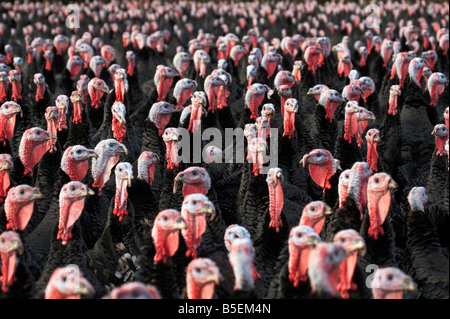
[367,189,391,240]
[112,116,127,143]
[188,102,203,133]
[0,249,19,293]
[217,85,229,110]
[283,111,296,139]
[113,177,129,222]
[72,100,82,124]
[337,252,358,299]
[157,75,173,102]
[165,140,179,170]
[115,79,126,103]
[248,93,265,120]
[11,80,21,101]
[57,197,85,245]
[268,181,284,232]
[0,81,7,103]
[89,87,104,109]
[388,94,399,116]
[366,141,379,172]
[92,154,120,195]
[35,83,45,101]
[344,111,358,143]
[289,246,313,287]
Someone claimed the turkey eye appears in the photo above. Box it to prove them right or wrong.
[340,238,345,243]
[192,171,197,176]
[311,207,315,211]
[119,168,122,172]
[296,233,302,238]
[70,186,75,191]
[374,178,379,183]
[162,216,168,221]
[387,274,394,281]
[0,238,4,243]
[192,200,197,205]
[19,190,25,195]
[62,276,67,282]
[76,149,82,154]
[194,267,201,273]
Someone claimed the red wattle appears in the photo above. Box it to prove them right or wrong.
[282,112,296,139]
[337,253,359,299]
[72,102,82,124]
[112,117,126,143]
[388,96,398,115]
[367,143,379,172]
[165,141,179,170]
[268,183,284,232]
[112,181,129,222]
[368,192,391,240]
[11,82,22,102]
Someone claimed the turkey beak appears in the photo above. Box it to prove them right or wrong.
[87,149,98,159]
[1,161,12,171]
[100,86,109,93]
[305,235,320,247]
[12,104,23,117]
[87,188,96,196]
[172,217,187,230]
[299,154,309,167]
[73,277,95,296]
[400,277,417,292]
[9,240,24,256]
[45,133,58,141]
[206,267,221,285]
[202,203,215,221]
[173,174,185,193]
[324,205,333,216]
[348,239,366,256]
[116,144,128,155]
[127,174,133,187]
[30,188,44,200]
[366,112,376,121]
[388,179,399,189]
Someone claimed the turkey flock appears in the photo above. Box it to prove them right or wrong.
[0,0,448,300]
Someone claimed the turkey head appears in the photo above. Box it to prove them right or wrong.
[371,267,416,299]
[301,149,340,192]
[288,225,321,287]
[152,209,187,264]
[137,151,159,186]
[181,193,215,259]
[112,162,133,222]
[174,166,211,198]
[186,258,220,299]
[19,127,55,176]
[61,145,97,182]
[367,172,398,240]
[4,184,43,231]
[57,181,95,245]
[0,231,24,292]
[333,229,366,299]
[91,138,127,195]
[44,265,95,299]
